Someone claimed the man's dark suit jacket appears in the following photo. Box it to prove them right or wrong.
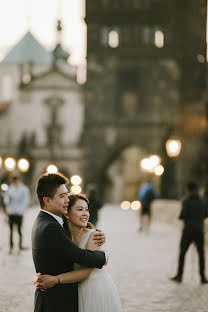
[32,211,106,312]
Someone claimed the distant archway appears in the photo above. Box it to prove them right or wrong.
[101,145,150,203]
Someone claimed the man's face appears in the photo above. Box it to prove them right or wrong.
[46,184,69,217]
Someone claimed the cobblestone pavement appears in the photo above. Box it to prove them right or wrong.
[0,201,208,312]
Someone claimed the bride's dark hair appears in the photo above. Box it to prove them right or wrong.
[63,193,95,239]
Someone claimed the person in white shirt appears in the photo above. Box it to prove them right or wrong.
[4,175,30,253]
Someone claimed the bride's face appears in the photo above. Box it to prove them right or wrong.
[67,199,90,228]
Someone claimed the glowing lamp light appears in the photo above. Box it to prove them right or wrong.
[47,164,58,174]
[131,201,141,211]
[149,155,161,168]
[120,201,131,210]
[166,139,182,157]
[70,185,82,194]
[1,183,8,191]
[17,158,30,172]
[140,158,152,171]
[71,175,82,185]
[155,165,164,176]
[4,157,16,171]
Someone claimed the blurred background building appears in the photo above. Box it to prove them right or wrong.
[0,0,207,203]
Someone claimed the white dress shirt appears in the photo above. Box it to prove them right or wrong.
[40,209,64,227]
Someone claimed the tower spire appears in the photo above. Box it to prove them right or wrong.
[26,0,32,30]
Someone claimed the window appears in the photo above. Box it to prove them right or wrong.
[108,30,119,48]
[101,26,120,47]
[141,26,165,47]
[154,30,164,48]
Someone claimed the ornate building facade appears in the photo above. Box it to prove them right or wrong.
[0,23,85,195]
[82,0,207,201]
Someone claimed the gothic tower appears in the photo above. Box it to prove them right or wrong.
[82,0,207,201]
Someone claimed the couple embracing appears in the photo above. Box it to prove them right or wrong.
[32,172,122,312]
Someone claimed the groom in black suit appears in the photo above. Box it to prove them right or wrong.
[32,173,106,312]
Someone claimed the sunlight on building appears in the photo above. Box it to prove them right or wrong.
[131,201,141,211]
[70,185,82,194]
[0,156,2,168]
[47,164,58,174]
[155,30,164,48]
[77,63,87,85]
[108,30,119,48]
[121,201,131,210]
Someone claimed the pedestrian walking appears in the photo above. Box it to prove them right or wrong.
[4,175,30,253]
[170,181,208,284]
[138,181,155,232]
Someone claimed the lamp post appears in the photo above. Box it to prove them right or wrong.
[0,155,30,187]
[164,139,182,198]
[166,139,182,158]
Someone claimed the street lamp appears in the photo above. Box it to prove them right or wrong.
[166,139,182,157]
[120,201,131,210]
[140,154,163,176]
[71,175,82,185]
[17,158,30,172]
[46,164,58,174]
[4,157,16,171]
[70,185,82,194]
[163,139,182,198]
[131,201,141,211]
[154,165,164,176]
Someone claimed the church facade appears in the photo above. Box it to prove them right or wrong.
[0,28,85,194]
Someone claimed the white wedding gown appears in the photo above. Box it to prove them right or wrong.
[76,229,122,312]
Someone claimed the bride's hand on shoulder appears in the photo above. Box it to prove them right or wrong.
[33,273,59,291]
[86,232,103,250]
[92,229,105,247]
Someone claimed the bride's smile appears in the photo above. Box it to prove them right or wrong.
[66,199,90,243]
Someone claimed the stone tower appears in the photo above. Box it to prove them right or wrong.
[82,0,207,201]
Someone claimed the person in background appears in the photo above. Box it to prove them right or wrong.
[4,175,30,253]
[138,181,155,232]
[170,181,208,284]
[87,188,103,227]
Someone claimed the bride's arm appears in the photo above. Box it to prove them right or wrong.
[86,231,109,265]
[34,268,93,290]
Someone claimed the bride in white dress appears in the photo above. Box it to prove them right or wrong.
[35,194,122,312]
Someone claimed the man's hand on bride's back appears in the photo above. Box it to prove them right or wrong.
[33,273,58,291]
